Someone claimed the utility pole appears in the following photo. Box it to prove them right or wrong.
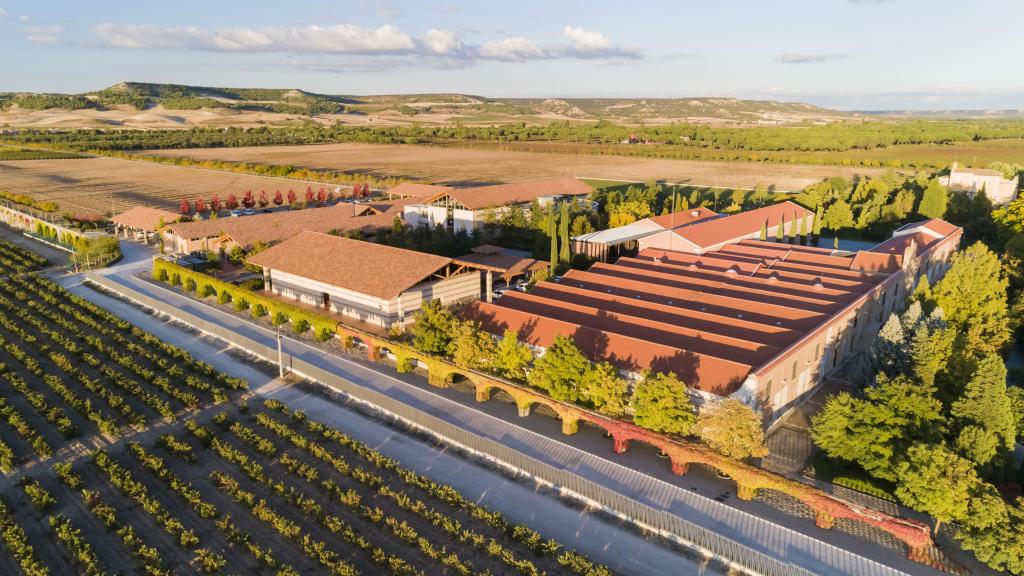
[276,326,285,378]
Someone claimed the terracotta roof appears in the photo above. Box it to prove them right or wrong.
[453,250,547,276]
[894,218,959,238]
[647,207,719,230]
[673,201,814,249]
[110,207,181,232]
[387,182,453,199]
[247,232,453,300]
[424,178,593,211]
[162,202,400,248]
[849,251,902,273]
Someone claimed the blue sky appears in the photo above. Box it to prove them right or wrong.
[3,0,1023,110]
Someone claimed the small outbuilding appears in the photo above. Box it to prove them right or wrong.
[110,206,181,243]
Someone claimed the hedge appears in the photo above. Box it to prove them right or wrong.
[152,259,336,341]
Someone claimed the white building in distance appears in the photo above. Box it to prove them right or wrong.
[939,162,1019,205]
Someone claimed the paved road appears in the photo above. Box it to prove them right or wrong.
[68,244,949,576]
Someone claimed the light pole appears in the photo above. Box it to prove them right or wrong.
[276,325,285,379]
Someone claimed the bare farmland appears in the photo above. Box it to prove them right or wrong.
[0,157,328,216]
[148,142,885,191]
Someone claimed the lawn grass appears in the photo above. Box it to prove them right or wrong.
[810,453,897,502]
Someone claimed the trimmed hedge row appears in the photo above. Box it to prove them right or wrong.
[152,259,337,341]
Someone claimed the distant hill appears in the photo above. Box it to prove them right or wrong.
[862,109,1024,119]
[0,82,857,128]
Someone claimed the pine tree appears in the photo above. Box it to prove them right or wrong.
[951,355,1016,465]
[931,242,1013,357]
[872,314,908,377]
[918,180,949,219]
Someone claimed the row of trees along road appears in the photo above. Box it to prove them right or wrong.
[407,300,769,462]
[811,242,1024,574]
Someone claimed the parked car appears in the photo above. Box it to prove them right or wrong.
[241,209,256,216]
[230,209,243,217]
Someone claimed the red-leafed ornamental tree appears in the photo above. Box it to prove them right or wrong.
[287,189,297,205]
[258,190,269,207]
[304,187,314,204]
[210,194,221,213]
[317,188,327,205]
[179,199,191,215]
[241,190,255,208]
[273,190,283,206]
[194,198,208,214]
[226,193,239,209]
[352,184,362,199]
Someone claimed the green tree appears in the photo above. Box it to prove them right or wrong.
[908,324,955,388]
[822,198,854,231]
[950,355,1016,465]
[527,335,589,402]
[696,398,768,460]
[813,204,823,237]
[957,496,1024,575]
[632,372,695,435]
[548,208,558,272]
[493,329,533,381]
[811,374,942,481]
[993,194,1024,240]
[775,216,784,241]
[917,180,948,219]
[931,242,1013,357]
[1009,386,1024,443]
[449,320,495,371]
[558,201,570,269]
[759,219,767,241]
[895,443,981,534]
[579,362,629,417]
[569,214,594,237]
[409,300,455,355]
[872,313,908,377]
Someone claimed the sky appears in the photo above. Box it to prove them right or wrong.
[2,0,1023,111]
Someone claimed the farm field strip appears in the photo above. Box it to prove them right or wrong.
[145,142,886,191]
[0,156,328,216]
[0,263,245,472]
[0,399,610,576]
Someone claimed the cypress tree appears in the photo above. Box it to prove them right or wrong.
[813,204,823,238]
[775,216,784,242]
[759,219,768,241]
[797,214,805,245]
[549,207,558,272]
[833,236,839,250]
[788,213,797,243]
[558,201,570,268]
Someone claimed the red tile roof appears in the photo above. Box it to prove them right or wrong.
[110,206,182,232]
[163,202,401,248]
[673,201,813,249]
[247,231,454,300]
[387,182,453,199]
[647,207,719,229]
[423,178,593,210]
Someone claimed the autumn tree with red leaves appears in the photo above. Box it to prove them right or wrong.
[194,198,207,214]
[258,190,269,207]
[210,194,221,212]
[226,193,238,209]
[273,190,283,206]
[179,199,191,215]
[317,188,327,205]
[287,189,297,204]
[241,191,255,208]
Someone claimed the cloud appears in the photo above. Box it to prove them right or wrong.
[94,22,639,66]
[478,37,547,61]
[25,25,62,44]
[0,8,7,17]
[96,23,418,54]
[776,53,845,64]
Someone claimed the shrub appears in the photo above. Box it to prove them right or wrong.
[170,273,181,286]
[217,290,232,304]
[252,303,267,318]
[315,326,334,342]
[198,284,215,298]
[154,268,168,282]
[272,311,288,326]
[396,357,414,373]
[184,278,196,292]
[292,319,310,334]
[234,297,250,311]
